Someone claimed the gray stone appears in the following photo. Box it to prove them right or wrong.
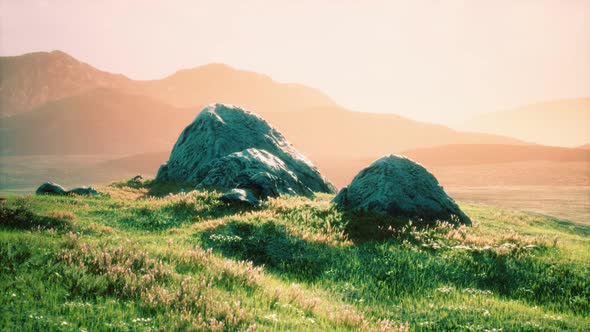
[220,189,260,207]
[35,182,67,195]
[131,175,144,182]
[68,186,100,196]
[199,148,314,198]
[156,103,335,197]
[333,155,470,225]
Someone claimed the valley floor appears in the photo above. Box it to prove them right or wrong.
[1,180,589,331]
[3,154,589,227]
[447,186,590,227]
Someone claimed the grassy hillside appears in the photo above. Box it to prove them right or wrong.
[1,181,588,331]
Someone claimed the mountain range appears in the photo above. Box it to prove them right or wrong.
[1,50,522,159]
[0,50,335,117]
[1,50,588,190]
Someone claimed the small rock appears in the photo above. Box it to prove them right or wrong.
[220,189,260,207]
[131,175,144,182]
[67,186,100,196]
[35,182,67,195]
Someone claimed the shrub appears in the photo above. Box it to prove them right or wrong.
[56,242,172,299]
[0,197,73,231]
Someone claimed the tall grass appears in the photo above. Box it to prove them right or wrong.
[0,180,588,331]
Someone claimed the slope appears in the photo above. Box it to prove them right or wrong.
[463,98,590,147]
[0,51,337,117]
[0,50,133,117]
[0,88,196,155]
[263,107,524,160]
[139,63,337,113]
[1,184,589,330]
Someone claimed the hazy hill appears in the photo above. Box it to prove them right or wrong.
[2,50,551,191]
[0,98,524,161]
[463,98,590,147]
[0,51,336,117]
[0,51,132,117]
[0,51,525,160]
[0,88,196,155]
[401,144,590,166]
[263,107,524,160]
[98,151,170,175]
[139,64,337,113]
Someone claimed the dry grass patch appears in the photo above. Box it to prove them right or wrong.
[44,210,76,220]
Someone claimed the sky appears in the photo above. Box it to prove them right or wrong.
[1,0,589,125]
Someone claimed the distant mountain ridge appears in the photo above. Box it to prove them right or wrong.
[463,98,590,147]
[138,63,337,113]
[1,50,524,161]
[0,51,337,117]
[0,50,133,117]
[261,107,523,159]
[0,88,196,155]
[401,144,590,166]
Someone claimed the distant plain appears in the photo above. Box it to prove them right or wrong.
[2,153,588,226]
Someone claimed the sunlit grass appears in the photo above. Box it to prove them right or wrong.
[0,180,589,331]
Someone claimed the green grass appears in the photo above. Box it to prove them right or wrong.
[0,180,589,331]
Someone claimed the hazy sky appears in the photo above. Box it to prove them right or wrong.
[1,0,589,124]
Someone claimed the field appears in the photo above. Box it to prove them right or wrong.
[2,154,589,226]
[0,154,140,192]
[447,186,590,227]
[1,180,589,331]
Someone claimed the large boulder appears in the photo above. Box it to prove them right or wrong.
[156,104,335,197]
[35,182,67,195]
[333,155,470,225]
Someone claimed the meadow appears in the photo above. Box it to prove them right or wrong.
[0,180,589,331]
